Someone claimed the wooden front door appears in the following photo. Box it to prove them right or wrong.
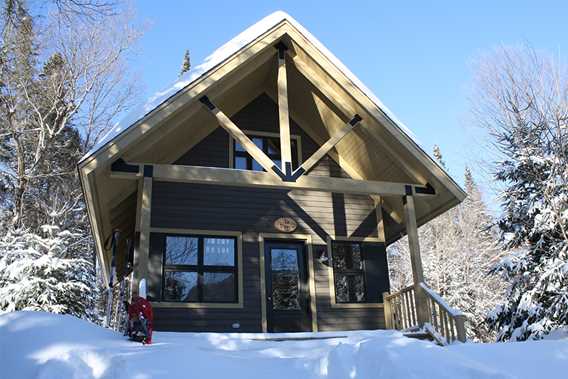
[264,241,312,332]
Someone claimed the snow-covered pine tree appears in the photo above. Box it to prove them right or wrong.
[179,49,191,77]
[388,147,504,341]
[0,226,98,319]
[0,1,140,322]
[472,46,568,341]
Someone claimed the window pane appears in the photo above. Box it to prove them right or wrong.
[271,249,300,310]
[204,238,235,266]
[335,274,365,303]
[202,272,235,302]
[163,271,198,302]
[273,159,281,169]
[235,141,245,152]
[252,137,263,149]
[165,236,198,265]
[332,243,363,270]
[252,160,263,172]
[266,138,280,154]
[235,156,248,170]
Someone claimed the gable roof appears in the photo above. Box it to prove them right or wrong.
[79,11,467,278]
[80,10,421,164]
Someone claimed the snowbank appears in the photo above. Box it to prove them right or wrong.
[1,311,568,379]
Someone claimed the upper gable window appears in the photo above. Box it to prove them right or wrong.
[232,133,300,171]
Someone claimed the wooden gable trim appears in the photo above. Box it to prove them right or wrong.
[78,22,291,174]
[284,24,466,200]
[289,52,422,185]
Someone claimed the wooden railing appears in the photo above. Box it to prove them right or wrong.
[383,285,418,330]
[383,282,466,344]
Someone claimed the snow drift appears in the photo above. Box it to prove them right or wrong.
[1,311,568,379]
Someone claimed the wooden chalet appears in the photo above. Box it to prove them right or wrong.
[79,11,468,343]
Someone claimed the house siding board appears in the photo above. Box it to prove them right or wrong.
[150,94,387,332]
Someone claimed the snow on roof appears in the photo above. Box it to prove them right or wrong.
[79,10,419,164]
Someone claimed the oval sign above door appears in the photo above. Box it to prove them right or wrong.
[274,217,297,233]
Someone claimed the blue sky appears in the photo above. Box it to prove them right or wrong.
[132,1,567,210]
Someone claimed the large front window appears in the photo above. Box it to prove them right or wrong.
[331,242,366,303]
[233,134,298,171]
[162,235,238,303]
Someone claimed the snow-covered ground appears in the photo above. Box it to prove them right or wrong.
[1,311,567,379]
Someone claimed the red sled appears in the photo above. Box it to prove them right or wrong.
[127,296,153,344]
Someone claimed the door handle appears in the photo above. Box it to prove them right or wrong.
[267,296,272,301]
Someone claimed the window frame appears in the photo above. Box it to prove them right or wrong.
[229,130,302,171]
[162,234,238,304]
[330,240,367,304]
[326,236,384,309]
[151,228,244,309]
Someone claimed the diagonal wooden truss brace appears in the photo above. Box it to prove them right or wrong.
[199,95,284,178]
[293,114,362,178]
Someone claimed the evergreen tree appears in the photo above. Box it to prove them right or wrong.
[0,226,97,319]
[179,49,190,77]
[433,145,445,168]
[472,46,568,341]
[0,1,140,322]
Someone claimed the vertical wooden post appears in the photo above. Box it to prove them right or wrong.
[258,234,268,333]
[383,292,392,329]
[402,191,430,326]
[455,314,467,342]
[376,199,392,329]
[375,198,386,243]
[276,43,292,174]
[133,166,152,297]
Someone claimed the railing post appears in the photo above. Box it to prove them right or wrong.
[383,292,392,329]
[455,314,467,342]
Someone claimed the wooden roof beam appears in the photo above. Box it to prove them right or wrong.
[110,161,436,198]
